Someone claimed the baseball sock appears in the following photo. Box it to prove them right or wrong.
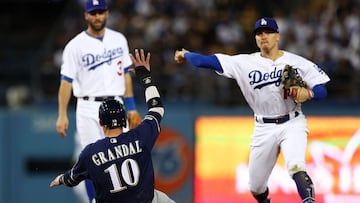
[292,171,315,203]
[252,187,270,203]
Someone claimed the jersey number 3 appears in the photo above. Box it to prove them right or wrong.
[117,60,123,76]
[104,158,140,193]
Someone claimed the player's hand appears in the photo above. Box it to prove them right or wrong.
[130,49,150,71]
[56,116,69,138]
[127,110,142,129]
[50,174,63,188]
[174,48,189,63]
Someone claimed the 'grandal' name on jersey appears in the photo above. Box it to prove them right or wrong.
[82,47,124,70]
[249,66,282,88]
[92,140,142,166]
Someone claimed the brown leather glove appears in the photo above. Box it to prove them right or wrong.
[282,65,313,103]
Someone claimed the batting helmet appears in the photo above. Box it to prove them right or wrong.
[99,99,127,129]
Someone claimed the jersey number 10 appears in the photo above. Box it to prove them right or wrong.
[104,158,140,193]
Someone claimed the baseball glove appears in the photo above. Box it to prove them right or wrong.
[282,65,313,103]
[127,111,142,129]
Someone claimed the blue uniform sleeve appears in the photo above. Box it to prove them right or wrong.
[312,84,327,100]
[184,52,224,72]
[133,111,162,150]
[62,149,89,187]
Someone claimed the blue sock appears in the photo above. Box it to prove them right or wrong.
[292,171,315,203]
[85,179,95,203]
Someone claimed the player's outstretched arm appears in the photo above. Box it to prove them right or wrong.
[130,49,164,118]
[49,159,85,188]
[174,48,223,72]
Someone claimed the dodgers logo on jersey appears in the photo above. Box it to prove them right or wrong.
[249,66,282,89]
[82,47,124,71]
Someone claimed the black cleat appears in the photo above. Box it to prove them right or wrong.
[264,199,271,203]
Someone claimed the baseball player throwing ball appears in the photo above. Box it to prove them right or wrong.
[175,17,330,203]
[51,49,175,203]
[56,0,141,202]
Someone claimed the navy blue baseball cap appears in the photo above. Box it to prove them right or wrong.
[85,0,108,13]
[254,17,279,33]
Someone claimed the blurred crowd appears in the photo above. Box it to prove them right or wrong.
[4,0,360,108]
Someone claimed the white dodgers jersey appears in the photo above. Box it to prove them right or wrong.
[215,51,330,116]
[61,28,132,97]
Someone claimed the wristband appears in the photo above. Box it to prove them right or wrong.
[124,66,131,74]
[124,97,136,111]
[135,66,153,88]
[59,174,65,185]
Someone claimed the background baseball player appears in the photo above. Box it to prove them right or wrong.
[55,0,141,202]
[51,48,175,203]
[175,17,330,203]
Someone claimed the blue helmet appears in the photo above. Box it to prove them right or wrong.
[99,99,127,129]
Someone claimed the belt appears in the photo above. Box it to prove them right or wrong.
[256,111,299,124]
[79,96,121,102]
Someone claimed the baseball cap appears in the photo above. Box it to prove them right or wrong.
[254,17,279,34]
[85,0,108,13]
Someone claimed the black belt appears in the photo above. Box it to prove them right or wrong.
[80,96,117,102]
[258,111,299,124]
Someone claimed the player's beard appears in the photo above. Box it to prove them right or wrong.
[89,19,106,32]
